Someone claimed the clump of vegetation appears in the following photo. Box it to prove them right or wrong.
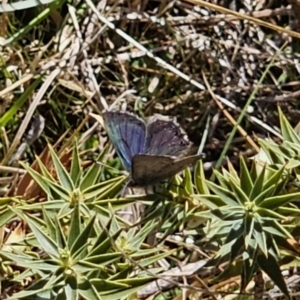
[1,0,300,299]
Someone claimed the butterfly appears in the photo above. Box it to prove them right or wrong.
[102,110,203,186]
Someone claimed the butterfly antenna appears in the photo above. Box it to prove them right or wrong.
[92,159,127,174]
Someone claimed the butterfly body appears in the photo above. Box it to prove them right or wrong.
[103,110,203,186]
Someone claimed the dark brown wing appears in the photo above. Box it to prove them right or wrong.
[131,154,203,186]
[145,114,192,156]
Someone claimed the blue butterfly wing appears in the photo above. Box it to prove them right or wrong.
[145,115,191,156]
[103,111,146,171]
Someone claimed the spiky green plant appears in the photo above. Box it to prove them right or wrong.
[192,155,300,298]
[0,143,174,299]
[0,205,169,299]
[0,142,140,229]
[259,107,300,178]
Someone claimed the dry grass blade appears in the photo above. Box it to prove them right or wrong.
[202,71,260,153]
[187,0,300,40]
[1,69,60,166]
